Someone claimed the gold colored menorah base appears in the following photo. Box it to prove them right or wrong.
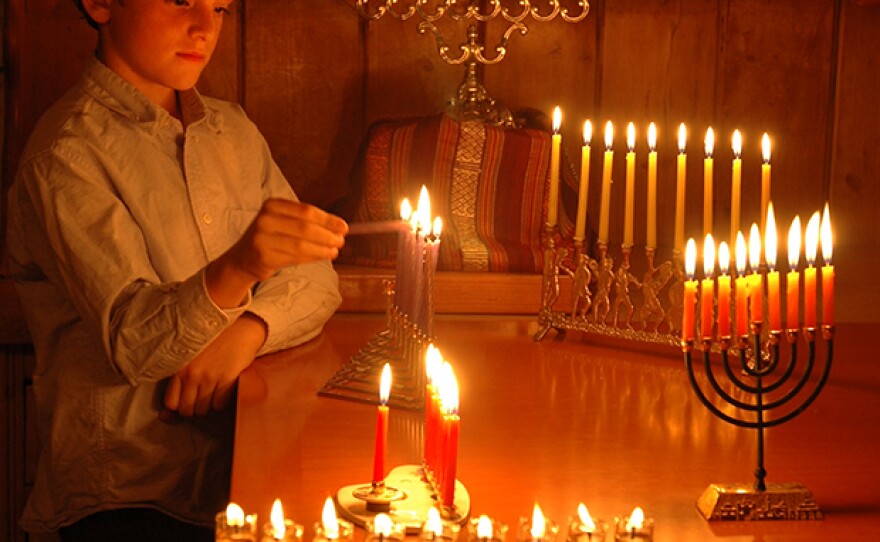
[696,482,823,521]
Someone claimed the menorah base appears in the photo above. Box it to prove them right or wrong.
[696,482,823,521]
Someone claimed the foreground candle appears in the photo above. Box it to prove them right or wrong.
[821,204,835,326]
[674,123,687,254]
[313,497,353,542]
[717,241,731,338]
[701,235,716,340]
[367,513,405,542]
[441,368,460,508]
[749,223,763,324]
[262,499,303,542]
[598,121,614,244]
[373,363,392,484]
[734,231,749,337]
[765,203,781,332]
[216,502,258,542]
[682,238,698,342]
[421,506,460,541]
[703,127,715,239]
[547,107,562,228]
[624,122,636,248]
[567,503,606,542]
[519,503,558,542]
[646,122,658,249]
[614,507,653,541]
[787,216,802,330]
[804,212,820,329]
[469,515,508,542]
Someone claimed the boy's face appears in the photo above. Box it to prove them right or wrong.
[94,0,232,107]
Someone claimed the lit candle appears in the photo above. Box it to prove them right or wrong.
[765,203,781,331]
[624,122,636,248]
[548,107,562,228]
[469,515,508,542]
[529,503,547,541]
[313,497,353,542]
[394,199,413,310]
[682,238,698,342]
[373,363,392,484]
[599,121,614,244]
[749,223,763,324]
[568,503,605,542]
[646,122,658,249]
[409,187,431,321]
[804,212,820,329]
[717,241,731,338]
[701,234,716,340]
[674,123,687,254]
[425,345,442,476]
[821,204,834,326]
[703,127,715,239]
[419,217,442,332]
[787,216,801,331]
[262,499,303,542]
[761,133,771,235]
[616,507,653,540]
[441,367,460,508]
[520,503,558,542]
[575,120,592,241]
[368,513,404,542]
[216,502,258,542]
[730,130,742,246]
[421,507,459,542]
[734,231,749,337]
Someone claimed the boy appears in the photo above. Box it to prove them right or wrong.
[5,0,348,539]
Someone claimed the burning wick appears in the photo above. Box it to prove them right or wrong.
[373,513,393,542]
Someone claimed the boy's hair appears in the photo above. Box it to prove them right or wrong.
[72,0,100,30]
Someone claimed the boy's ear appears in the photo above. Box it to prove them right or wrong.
[80,0,113,25]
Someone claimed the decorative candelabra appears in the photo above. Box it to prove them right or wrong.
[345,0,590,126]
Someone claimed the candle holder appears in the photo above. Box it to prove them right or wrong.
[467,516,509,542]
[566,517,608,542]
[313,518,355,542]
[684,323,832,521]
[352,481,408,513]
[216,506,259,542]
[420,510,462,542]
[365,513,408,542]
[612,513,653,541]
[261,519,304,542]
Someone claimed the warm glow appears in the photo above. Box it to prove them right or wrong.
[426,344,442,386]
[703,234,716,278]
[648,122,657,151]
[788,216,802,270]
[805,211,820,266]
[604,121,614,150]
[379,363,392,405]
[322,497,339,539]
[373,514,393,537]
[821,204,833,265]
[400,198,412,221]
[440,362,459,415]
[749,223,761,272]
[678,123,687,153]
[226,502,245,527]
[552,107,562,133]
[625,507,645,530]
[765,202,778,270]
[735,231,747,275]
[719,241,730,276]
[732,129,742,158]
[626,122,635,152]
[271,499,287,539]
[530,503,546,539]
[583,120,592,145]
[433,217,443,238]
[704,127,715,157]
[477,515,494,539]
[762,133,771,163]
[576,503,596,532]
[685,238,697,280]
[417,185,431,233]
[425,507,443,537]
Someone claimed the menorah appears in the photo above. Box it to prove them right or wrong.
[345,0,590,126]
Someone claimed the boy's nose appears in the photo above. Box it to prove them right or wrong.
[189,3,220,41]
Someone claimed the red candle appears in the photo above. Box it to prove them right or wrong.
[372,363,392,483]
[748,224,763,324]
[804,212,820,329]
[682,238,698,342]
[787,216,802,330]
[425,345,441,474]
[717,242,731,338]
[441,404,460,507]
[701,235,716,340]
[734,232,749,337]
[821,204,834,326]
[765,204,781,332]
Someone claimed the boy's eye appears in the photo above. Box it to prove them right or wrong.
[215,5,231,15]
[172,0,190,5]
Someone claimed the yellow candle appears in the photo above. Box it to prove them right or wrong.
[761,133,771,235]
[575,120,592,241]
[731,130,742,246]
[787,216,801,330]
[703,127,714,239]
[674,123,687,254]
[821,204,835,326]
[804,212,820,329]
[547,106,562,228]
[765,203,781,332]
[624,122,636,248]
[599,121,614,244]
[749,223,763,324]
[647,122,658,249]
[734,231,749,337]
[701,234,716,340]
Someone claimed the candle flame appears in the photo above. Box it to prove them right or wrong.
[583,120,592,145]
[805,211,820,266]
[433,216,443,238]
[749,223,762,272]
[530,503,546,539]
[400,198,412,221]
[425,507,443,537]
[625,507,645,531]
[604,121,613,150]
[322,497,339,539]
[552,107,561,133]
[417,185,431,233]
[719,241,730,276]
[477,515,494,539]
[765,202,777,271]
[626,122,635,152]
[577,503,596,533]
[732,129,742,158]
[703,234,716,278]
[226,502,245,527]
[762,133,771,163]
[788,216,802,270]
[685,238,697,280]
[678,123,687,153]
[379,363,392,405]
[735,231,747,275]
[648,122,657,151]
[426,344,442,387]
[705,127,715,157]
[821,203,833,265]
[373,513,393,537]
[440,362,459,415]
[271,498,286,539]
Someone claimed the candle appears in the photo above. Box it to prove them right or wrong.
[674,123,687,254]
[749,223,763,324]
[420,217,442,332]
[787,216,802,330]
[682,238,698,342]
[425,345,442,475]
[216,502,258,542]
[520,503,558,542]
[394,199,413,309]
[647,122,658,249]
[575,120,592,241]
[703,127,715,239]
[547,107,562,228]
[598,122,614,244]
[717,241,731,338]
[313,497,353,542]
[821,204,835,326]
[529,503,547,541]
[410,187,431,322]
[469,515,508,542]
[730,130,742,246]
[734,231,749,337]
[615,507,653,541]
[421,507,460,541]
[372,363,392,484]
[568,503,606,542]
[441,368,460,508]
[262,499,303,542]
[701,235,716,340]
[804,212,820,329]
[368,514,405,542]
[624,122,636,248]
[761,133,771,235]
[765,203,781,331]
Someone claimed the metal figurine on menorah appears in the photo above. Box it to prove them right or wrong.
[682,203,835,521]
[345,0,590,126]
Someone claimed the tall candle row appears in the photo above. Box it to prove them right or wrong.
[395,186,442,332]
[424,344,461,509]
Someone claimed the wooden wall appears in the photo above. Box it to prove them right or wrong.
[2,0,878,322]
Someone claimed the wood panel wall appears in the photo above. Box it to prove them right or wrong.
[2,0,878,323]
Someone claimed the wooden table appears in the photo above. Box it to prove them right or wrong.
[231,315,880,541]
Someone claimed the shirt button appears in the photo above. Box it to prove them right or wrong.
[203,213,213,225]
